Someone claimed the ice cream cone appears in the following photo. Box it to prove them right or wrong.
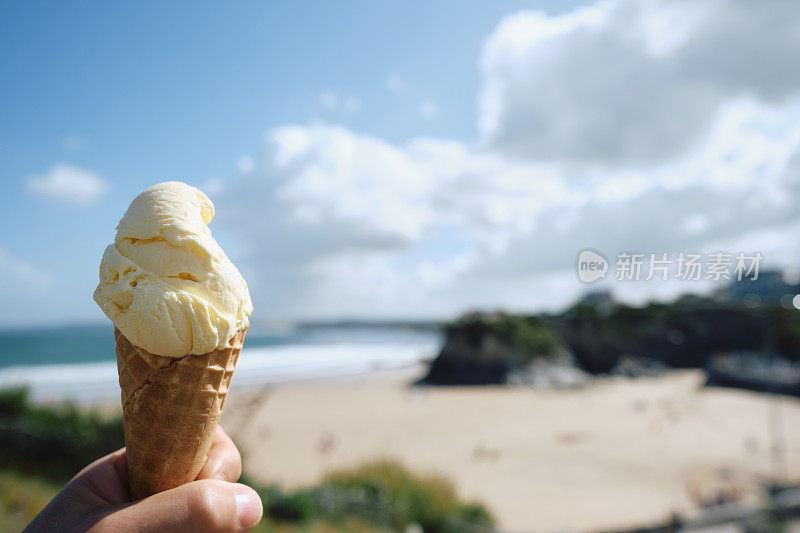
[94,183,253,498]
[115,327,247,500]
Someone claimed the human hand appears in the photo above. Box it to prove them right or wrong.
[24,426,263,532]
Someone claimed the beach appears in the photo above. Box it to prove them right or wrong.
[222,369,800,532]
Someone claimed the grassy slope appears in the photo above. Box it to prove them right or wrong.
[0,388,493,532]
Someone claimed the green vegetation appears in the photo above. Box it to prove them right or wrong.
[0,387,124,481]
[453,312,561,360]
[0,470,59,532]
[491,315,560,359]
[771,307,800,361]
[254,460,493,533]
[0,389,494,532]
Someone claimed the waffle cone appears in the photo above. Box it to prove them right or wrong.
[115,327,246,500]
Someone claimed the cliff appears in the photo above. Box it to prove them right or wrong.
[419,312,586,386]
[419,299,800,386]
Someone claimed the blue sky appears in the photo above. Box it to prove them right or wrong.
[2,1,800,327]
[0,1,582,326]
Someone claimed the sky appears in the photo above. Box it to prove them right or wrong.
[1,0,800,327]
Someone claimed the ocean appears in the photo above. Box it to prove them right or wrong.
[0,324,442,403]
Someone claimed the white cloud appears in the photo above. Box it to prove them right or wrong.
[320,91,339,111]
[479,0,800,165]
[385,74,406,93]
[344,96,362,113]
[61,134,85,153]
[211,0,800,319]
[265,124,436,244]
[212,124,570,317]
[215,97,800,318]
[26,164,108,205]
[202,178,224,196]
[418,99,438,120]
[0,247,53,294]
[237,155,255,173]
[320,91,361,113]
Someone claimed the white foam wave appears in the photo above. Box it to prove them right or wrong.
[0,341,439,403]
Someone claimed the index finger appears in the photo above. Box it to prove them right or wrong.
[195,425,242,483]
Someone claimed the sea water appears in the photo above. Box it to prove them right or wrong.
[0,324,441,403]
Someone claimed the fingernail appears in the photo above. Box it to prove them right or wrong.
[234,486,263,529]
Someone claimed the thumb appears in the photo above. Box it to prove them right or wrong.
[97,479,263,532]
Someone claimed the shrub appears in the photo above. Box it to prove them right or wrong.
[250,459,494,532]
[0,388,124,482]
[772,307,800,361]
[453,313,561,361]
[267,488,318,522]
[319,459,494,533]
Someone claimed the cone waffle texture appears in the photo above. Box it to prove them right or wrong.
[115,327,246,500]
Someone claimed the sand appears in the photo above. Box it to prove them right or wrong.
[222,370,800,532]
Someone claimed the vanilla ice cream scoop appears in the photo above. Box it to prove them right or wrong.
[93,181,252,357]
